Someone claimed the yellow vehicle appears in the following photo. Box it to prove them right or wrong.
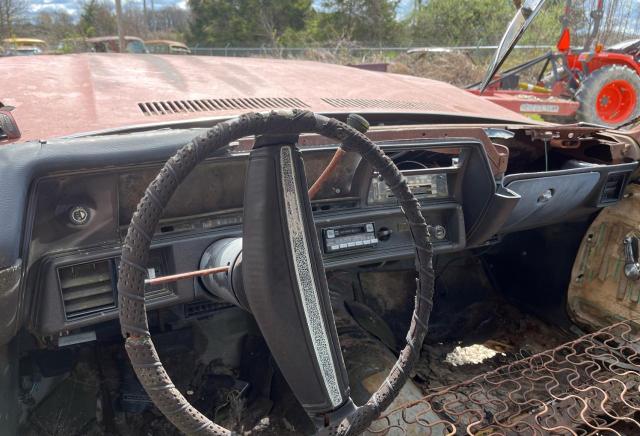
[2,38,47,56]
[145,39,191,55]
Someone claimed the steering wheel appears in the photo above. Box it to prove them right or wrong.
[117,110,434,435]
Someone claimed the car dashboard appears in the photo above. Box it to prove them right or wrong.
[0,122,637,345]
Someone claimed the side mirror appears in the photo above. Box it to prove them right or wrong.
[479,0,547,92]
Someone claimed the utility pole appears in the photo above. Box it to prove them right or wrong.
[411,0,421,26]
[115,0,125,52]
[143,0,148,33]
[151,0,155,33]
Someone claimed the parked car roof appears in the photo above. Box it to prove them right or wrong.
[86,36,145,43]
[2,38,47,46]
[145,40,189,49]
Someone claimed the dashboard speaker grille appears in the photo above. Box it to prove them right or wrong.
[321,97,444,112]
[138,97,309,116]
[58,260,117,319]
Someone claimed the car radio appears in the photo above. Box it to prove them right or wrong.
[323,222,378,253]
[368,172,448,205]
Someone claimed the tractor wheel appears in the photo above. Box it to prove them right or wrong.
[576,65,640,127]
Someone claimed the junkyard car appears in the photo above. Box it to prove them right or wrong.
[86,36,149,54]
[2,2,640,435]
[2,38,47,56]
[146,40,192,55]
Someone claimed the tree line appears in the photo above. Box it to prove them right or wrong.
[1,0,189,43]
[188,0,532,47]
[1,0,639,50]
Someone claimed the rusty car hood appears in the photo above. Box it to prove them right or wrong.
[2,53,532,143]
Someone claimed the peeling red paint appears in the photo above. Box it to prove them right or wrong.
[3,53,532,143]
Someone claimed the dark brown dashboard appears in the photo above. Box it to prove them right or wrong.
[24,136,488,337]
[0,123,636,344]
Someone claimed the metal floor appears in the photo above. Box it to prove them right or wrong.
[369,320,640,435]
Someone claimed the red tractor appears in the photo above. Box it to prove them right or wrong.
[469,0,640,127]
[555,0,640,125]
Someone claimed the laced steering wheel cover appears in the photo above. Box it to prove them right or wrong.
[117,110,435,435]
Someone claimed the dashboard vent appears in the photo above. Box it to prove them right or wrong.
[138,97,309,116]
[600,172,628,204]
[58,251,173,320]
[322,98,444,112]
[58,260,116,319]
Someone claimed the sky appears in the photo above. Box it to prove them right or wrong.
[29,0,188,18]
[28,0,415,20]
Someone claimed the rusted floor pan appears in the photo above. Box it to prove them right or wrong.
[369,319,640,435]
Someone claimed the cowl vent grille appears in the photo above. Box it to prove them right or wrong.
[138,97,309,116]
[58,260,116,320]
[321,97,444,112]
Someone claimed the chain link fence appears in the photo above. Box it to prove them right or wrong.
[188,45,556,59]
[185,45,558,87]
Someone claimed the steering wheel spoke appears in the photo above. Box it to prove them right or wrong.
[243,141,352,416]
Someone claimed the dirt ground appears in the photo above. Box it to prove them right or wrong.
[413,303,572,391]
[19,263,575,436]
